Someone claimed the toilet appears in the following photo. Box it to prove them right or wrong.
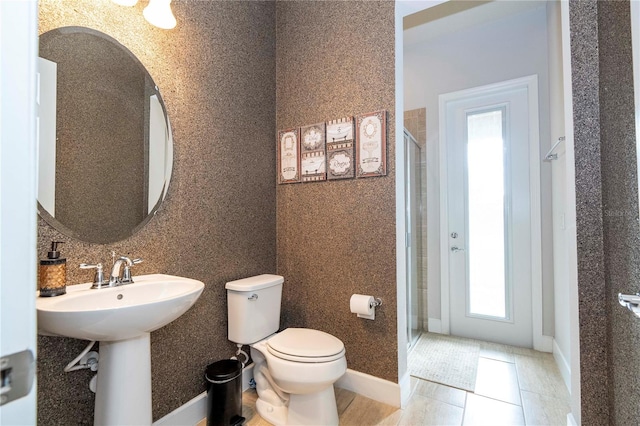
[225,274,347,426]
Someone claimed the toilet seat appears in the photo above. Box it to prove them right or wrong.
[266,328,345,363]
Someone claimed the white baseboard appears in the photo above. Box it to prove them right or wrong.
[427,318,442,334]
[567,412,578,426]
[153,363,254,426]
[426,319,552,355]
[153,391,207,426]
[154,365,403,425]
[552,339,571,393]
[534,334,554,353]
[335,368,401,408]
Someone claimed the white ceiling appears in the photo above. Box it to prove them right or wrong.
[404,0,547,47]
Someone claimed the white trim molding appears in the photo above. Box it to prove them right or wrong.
[395,1,414,409]
[153,363,255,426]
[335,369,402,408]
[153,392,207,426]
[427,318,442,334]
[398,370,413,408]
[537,335,554,353]
[154,365,403,425]
[553,338,571,393]
[438,97,451,334]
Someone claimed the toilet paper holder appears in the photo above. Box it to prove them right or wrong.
[350,294,383,320]
[370,298,382,308]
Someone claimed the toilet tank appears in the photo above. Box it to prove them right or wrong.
[225,274,284,345]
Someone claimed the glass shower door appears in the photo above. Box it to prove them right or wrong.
[405,129,423,349]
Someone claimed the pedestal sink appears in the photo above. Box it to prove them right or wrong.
[36,274,205,426]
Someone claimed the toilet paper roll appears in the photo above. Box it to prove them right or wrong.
[350,294,375,320]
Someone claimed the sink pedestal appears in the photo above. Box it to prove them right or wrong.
[36,274,205,425]
[94,333,152,425]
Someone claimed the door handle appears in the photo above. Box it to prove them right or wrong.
[0,350,35,406]
[450,246,465,252]
[618,293,640,318]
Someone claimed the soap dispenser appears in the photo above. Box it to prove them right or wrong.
[39,241,66,297]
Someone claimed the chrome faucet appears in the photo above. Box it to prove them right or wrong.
[81,255,143,288]
[109,256,143,286]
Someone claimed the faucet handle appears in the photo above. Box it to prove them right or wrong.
[80,263,108,289]
[122,258,142,284]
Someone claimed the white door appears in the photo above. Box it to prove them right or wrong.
[0,1,38,424]
[443,77,539,348]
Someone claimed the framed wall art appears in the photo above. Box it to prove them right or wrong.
[356,110,387,178]
[326,117,355,180]
[300,123,326,182]
[277,128,300,184]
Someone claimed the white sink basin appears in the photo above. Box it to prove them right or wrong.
[37,274,204,341]
[36,273,205,426]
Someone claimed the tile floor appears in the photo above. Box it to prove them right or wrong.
[198,336,570,425]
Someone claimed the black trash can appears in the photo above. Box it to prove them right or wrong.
[205,359,245,426]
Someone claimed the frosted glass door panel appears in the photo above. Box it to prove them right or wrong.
[466,109,508,319]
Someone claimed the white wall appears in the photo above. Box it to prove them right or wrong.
[404,2,557,337]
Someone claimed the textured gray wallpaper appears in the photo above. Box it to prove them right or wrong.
[275,0,398,383]
[569,1,609,423]
[570,0,640,424]
[37,0,276,423]
[597,2,640,424]
[36,1,640,424]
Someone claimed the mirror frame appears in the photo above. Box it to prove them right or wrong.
[37,26,173,244]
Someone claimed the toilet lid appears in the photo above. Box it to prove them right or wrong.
[266,328,345,363]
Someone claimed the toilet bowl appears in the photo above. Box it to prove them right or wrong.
[250,328,347,426]
[225,275,347,426]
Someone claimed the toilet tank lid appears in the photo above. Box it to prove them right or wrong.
[225,274,284,291]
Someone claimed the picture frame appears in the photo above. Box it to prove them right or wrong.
[326,117,355,180]
[277,128,300,184]
[356,110,387,178]
[300,123,327,182]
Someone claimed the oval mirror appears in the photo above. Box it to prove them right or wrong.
[37,26,173,244]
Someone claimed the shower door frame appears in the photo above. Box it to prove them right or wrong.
[404,129,423,350]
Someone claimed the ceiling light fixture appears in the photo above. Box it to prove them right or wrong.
[143,0,177,30]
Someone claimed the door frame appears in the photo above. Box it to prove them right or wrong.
[438,75,550,351]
